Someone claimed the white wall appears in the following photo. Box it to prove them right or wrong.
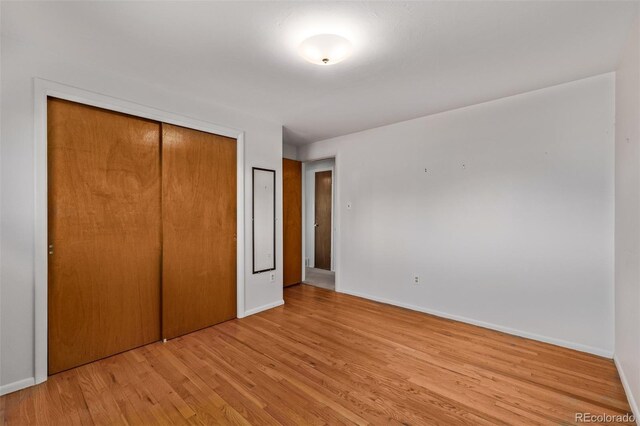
[614,9,640,418]
[304,158,335,270]
[300,74,615,356]
[0,5,283,392]
[283,143,299,160]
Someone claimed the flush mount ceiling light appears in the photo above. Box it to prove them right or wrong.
[298,34,353,66]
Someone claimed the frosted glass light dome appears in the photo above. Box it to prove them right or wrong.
[298,34,353,66]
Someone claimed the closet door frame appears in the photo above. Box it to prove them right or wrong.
[33,78,246,385]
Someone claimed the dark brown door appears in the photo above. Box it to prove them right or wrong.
[314,170,332,270]
[161,124,237,339]
[283,159,302,286]
[48,98,162,374]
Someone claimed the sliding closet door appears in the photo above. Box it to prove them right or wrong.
[162,124,237,339]
[48,98,162,374]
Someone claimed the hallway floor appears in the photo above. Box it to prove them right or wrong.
[303,267,335,291]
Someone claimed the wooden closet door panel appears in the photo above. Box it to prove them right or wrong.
[162,124,237,339]
[47,98,162,375]
[283,159,302,286]
[314,170,332,270]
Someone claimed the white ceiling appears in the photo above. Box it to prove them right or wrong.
[3,1,637,145]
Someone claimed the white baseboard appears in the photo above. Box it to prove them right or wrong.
[338,289,613,358]
[614,356,640,425]
[0,377,35,396]
[242,299,284,317]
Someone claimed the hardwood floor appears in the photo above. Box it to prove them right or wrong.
[1,284,633,425]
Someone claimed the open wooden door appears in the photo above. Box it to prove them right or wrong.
[48,98,162,374]
[314,170,332,270]
[161,124,237,339]
[283,159,302,286]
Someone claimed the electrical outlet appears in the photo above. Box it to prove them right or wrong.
[413,275,419,285]
[270,272,275,282]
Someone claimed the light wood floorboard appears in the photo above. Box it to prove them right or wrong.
[1,284,633,425]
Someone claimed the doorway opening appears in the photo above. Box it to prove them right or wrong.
[303,158,335,291]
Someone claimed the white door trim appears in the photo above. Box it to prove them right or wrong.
[33,77,246,384]
[300,155,340,291]
[301,162,306,282]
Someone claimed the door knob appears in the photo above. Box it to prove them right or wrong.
[314,223,319,227]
